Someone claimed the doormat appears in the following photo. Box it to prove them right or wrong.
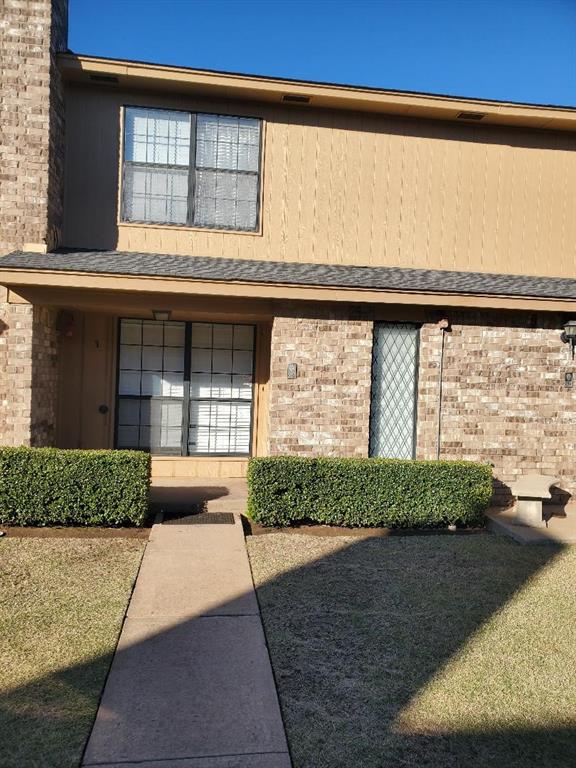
[163,512,236,525]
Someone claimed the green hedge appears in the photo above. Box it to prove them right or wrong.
[0,447,150,527]
[247,456,492,528]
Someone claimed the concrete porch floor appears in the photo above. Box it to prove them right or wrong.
[487,505,576,544]
[150,478,249,516]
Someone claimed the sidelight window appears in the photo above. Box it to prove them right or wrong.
[369,323,419,459]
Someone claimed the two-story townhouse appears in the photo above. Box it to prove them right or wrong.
[2,0,576,505]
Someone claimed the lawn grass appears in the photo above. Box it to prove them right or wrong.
[247,533,576,768]
[0,537,145,768]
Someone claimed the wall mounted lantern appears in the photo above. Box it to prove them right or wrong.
[561,319,576,359]
[152,310,171,322]
[56,310,75,337]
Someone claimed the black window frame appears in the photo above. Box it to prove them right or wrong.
[120,105,263,233]
[114,318,257,458]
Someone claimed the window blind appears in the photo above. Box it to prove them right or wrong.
[122,107,261,231]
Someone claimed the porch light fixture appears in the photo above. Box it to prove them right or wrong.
[55,310,74,337]
[561,319,576,359]
[152,310,171,322]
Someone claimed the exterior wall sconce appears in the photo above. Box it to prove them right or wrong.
[561,320,576,359]
[152,310,171,321]
[56,310,74,337]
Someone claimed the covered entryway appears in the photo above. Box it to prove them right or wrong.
[1,278,273,480]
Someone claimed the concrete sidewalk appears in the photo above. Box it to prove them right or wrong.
[82,517,291,768]
[487,505,576,544]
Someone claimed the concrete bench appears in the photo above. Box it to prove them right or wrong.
[510,474,559,528]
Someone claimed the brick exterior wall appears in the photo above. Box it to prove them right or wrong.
[0,0,68,253]
[30,305,60,446]
[415,321,446,461]
[0,303,59,446]
[268,311,373,456]
[268,308,575,506]
[0,0,67,446]
[416,312,576,504]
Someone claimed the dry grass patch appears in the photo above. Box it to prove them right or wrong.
[247,533,576,768]
[0,537,145,768]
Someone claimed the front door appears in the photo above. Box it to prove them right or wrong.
[116,319,255,456]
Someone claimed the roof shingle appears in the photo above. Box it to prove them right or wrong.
[1,249,575,300]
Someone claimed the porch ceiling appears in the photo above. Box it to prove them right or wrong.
[2,249,576,313]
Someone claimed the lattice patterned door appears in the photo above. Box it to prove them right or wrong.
[369,323,419,459]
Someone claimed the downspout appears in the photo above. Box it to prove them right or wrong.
[436,318,451,460]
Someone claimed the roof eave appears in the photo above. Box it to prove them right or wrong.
[1,265,575,314]
[58,53,576,133]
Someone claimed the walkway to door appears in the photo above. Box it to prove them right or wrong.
[82,513,291,768]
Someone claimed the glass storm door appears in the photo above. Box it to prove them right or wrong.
[116,319,255,456]
[369,323,419,459]
[188,323,255,455]
[116,319,186,453]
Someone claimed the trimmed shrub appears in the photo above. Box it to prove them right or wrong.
[247,456,492,528]
[0,447,150,527]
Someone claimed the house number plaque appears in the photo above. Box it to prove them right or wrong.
[287,363,298,380]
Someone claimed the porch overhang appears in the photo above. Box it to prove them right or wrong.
[1,249,576,313]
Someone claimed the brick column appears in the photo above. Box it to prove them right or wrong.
[0,0,68,446]
[0,302,59,446]
[268,311,373,456]
[0,0,67,253]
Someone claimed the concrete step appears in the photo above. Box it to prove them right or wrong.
[206,498,248,514]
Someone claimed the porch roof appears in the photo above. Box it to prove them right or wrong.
[2,249,576,303]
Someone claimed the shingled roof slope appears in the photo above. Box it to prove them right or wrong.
[1,250,575,300]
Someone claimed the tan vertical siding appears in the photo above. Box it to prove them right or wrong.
[63,84,576,278]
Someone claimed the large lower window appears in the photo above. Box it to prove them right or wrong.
[369,323,419,459]
[116,319,255,455]
[122,107,261,231]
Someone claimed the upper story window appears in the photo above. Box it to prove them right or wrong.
[121,107,262,232]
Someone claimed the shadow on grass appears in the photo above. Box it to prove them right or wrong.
[251,535,576,768]
[1,533,575,767]
[0,657,117,768]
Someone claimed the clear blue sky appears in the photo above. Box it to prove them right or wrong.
[69,0,576,106]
